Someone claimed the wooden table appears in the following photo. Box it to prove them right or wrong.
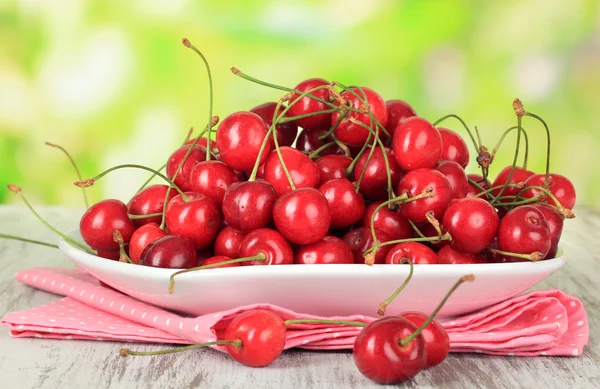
[0,205,598,389]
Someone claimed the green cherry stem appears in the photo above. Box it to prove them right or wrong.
[491,196,542,207]
[113,230,134,264]
[120,340,241,357]
[45,141,89,208]
[513,185,575,218]
[6,185,95,254]
[0,233,58,249]
[368,193,410,247]
[491,125,530,170]
[433,114,479,154]
[488,249,544,261]
[399,274,475,346]
[248,121,276,181]
[277,108,339,124]
[318,113,346,141]
[127,212,164,220]
[514,98,551,185]
[307,141,337,159]
[363,233,452,261]
[345,133,372,176]
[378,258,414,315]
[408,220,427,239]
[136,162,167,193]
[474,183,524,198]
[494,110,524,200]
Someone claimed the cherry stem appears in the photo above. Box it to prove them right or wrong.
[168,253,266,294]
[492,196,542,207]
[474,183,524,198]
[0,233,58,249]
[45,141,89,208]
[354,126,378,194]
[513,98,551,185]
[364,233,452,261]
[433,114,479,153]
[334,82,391,139]
[491,125,530,170]
[307,141,336,159]
[400,274,475,346]
[345,133,372,175]
[408,220,427,239]
[127,212,164,220]
[378,258,414,316]
[6,185,95,254]
[230,67,337,108]
[120,340,241,357]
[182,38,214,162]
[113,230,133,264]
[271,99,296,190]
[488,249,544,261]
[513,185,574,218]
[425,211,443,243]
[136,163,167,193]
[330,133,352,158]
[493,114,523,200]
[369,193,410,247]
[248,123,275,181]
[284,319,367,327]
[318,113,346,141]
[277,108,339,124]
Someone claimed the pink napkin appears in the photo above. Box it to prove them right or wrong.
[1,267,589,357]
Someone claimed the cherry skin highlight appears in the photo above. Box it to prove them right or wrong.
[287,78,332,131]
[319,178,365,229]
[127,185,176,227]
[214,226,246,259]
[521,173,576,209]
[80,199,135,252]
[273,188,331,245]
[442,197,499,254]
[216,111,273,173]
[362,202,413,241]
[263,146,320,197]
[165,192,221,250]
[140,235,197,269]
[385,99,417,138]
[333,87,388,147]
[166,144,208,192]
[295,236,354,264]
[397,168,452,223]
[385,242,438,264]
[393,117,442,171]
[399,312,450,369]
[189,160,238,207]
[250,102,298,147]
[315,155,352,185]
[439,128,470,168]
[129,223,167,264]
[353,147,403,201]
[343,227,392,264]
[221,181,277,233]
[435,160,468,199]
[497,205,551,261]
[239,228,294,265]
[437,245,486,264]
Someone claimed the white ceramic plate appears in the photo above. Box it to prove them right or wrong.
[58,232,565,318]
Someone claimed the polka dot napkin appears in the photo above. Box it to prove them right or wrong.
[1,267,589,356]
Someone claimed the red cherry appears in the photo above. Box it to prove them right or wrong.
[353,147,403,201]
[295,236,354,264]
[343,227,392,264]
[221,181,277,233]
[397,168,452,223]
[497,205,551,260]
[97,251,120,260]
[195,249,213,266]
[435,160,468,199]
[127,185,176,228]
[140,235,197,269]
[129,223,167,264]
[437,245,486,264]
[333,87,388,147]
[393,117,442,171]
[439,128,470,168]
[80,199,135,252]
[315,155,351,185]
[466,174,489,198]
[216,111,273,173]
[353,317,426,384]
[201,255,240,269]
[442,197,499,254]
[296,128,345,157]
[165,192,221,250]
[273,188,331,245]
[287,78,332,130]
[214,226,246,259]
[263,147,320,197]
[491,166,534,199]
[319,178,365,229]
[239,228,294,265]
[362,202,413,240]
[416,222,449,248]
[250,102,298,147]
[385,99,417,138]
[531,204,564,259]
[224,310,286,367]
[186,136,217,150]
[521,173,576,209]
[385,242,438,264]
[398,312,449,368]
[166,144,207,192]
[189,160,238,207]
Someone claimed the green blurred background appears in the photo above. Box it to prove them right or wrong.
[1,0,599,208]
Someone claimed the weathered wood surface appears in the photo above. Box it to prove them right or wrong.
[0,205,598,389]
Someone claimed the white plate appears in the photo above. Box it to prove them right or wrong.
[58,232,566,318]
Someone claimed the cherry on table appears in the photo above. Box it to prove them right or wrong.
[295,236,354,264]
[214,226,246,259]
[362,202,413,241]
[263,146,321,197]
[127,184,176,227]
[435,160,468,199]
[166,144,208,192]
[392,117,442,171]
[80,199,135,252]
[353,146,403,201]
[140,235,197,269]
[165,192,221,250]
[385,242,438,264]
[531,204,564,259]
[497,205,551,261]
[437,245,486,264]
[319,178,365,229]
[221,180,277,233]
[343,227,392,264]
[129,222,167,264]
[250,102,298,147]
[442,197,499,254]
[239,228,294,265]
[189,160,239,207]
[439,127,470,168]
[315,155,352,185]
[273,188,331,245]
[521,173,576,209]
[397,168,452,223]
[287,78,332,131]
[385,99,417,138]
[398,312,450,368]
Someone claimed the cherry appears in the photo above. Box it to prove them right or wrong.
[354,147,403,201]
[392,117,442,171]
[397,168,452,223]
[127,185,176,227]
[263,146,320,197]
[200,255,240,269]
[531,204,564,259]
[224,310,286,367]
[435,160,468,199]
[221,181,277,232]
[97,251,120,260]
[437,245,486,264]
[239,228,294,265]
[333,87,388,147]
[353,317,425,384]
[189,160,238,207]
[385,242,438,264]
[287,78,332,130]
[165,192,221,250]
[295,236,354,264]
[166,144,208,192]
[497,205,551,261]
[442,197,499,254]
[296,128,344,157]
[315,155,351,185]
[196,249,213,266]
[398,312,449,368]
[417,222,449,248]
[216,111,273,173]
[250,102,298,147]
[385,99,417,138]
[319,178,365,229]
[362,202,413,241]
[439,127,470,168]
[343,227,392,264]
[466,174,489,198]
[273,188,331,245]
[214,226,246,259]
[140,235,197,269]
[491,166,534,199]
[80,199,135,252]
[522,173,576,209]
[129,223,167,264]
